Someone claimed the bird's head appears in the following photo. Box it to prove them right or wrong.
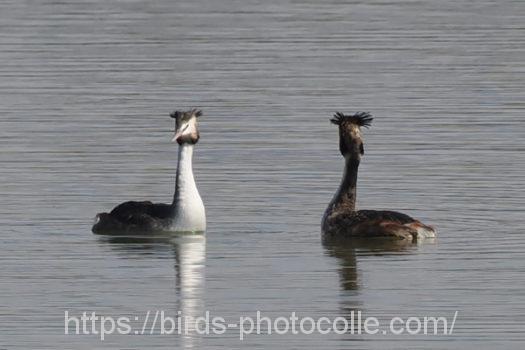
[330,111,373,160]
[170,109,202,145]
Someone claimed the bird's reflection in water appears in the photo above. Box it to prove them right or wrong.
[323,237,419,291]
[99,233,205,349]
[322,237,429,338]
[174,234,205,348]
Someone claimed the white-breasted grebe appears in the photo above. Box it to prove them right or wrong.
[92,109,206,234]
[322,112,436,241]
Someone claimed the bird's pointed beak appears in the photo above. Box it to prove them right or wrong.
[172,130,182,143]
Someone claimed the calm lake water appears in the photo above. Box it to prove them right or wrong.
[1,0,524,349]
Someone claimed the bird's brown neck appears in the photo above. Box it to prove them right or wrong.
[331,157,360,213]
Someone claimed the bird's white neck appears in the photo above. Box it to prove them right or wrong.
[171,144,206,232]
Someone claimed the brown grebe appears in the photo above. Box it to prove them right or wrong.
[92,109,206,235]
[322,112,436,241]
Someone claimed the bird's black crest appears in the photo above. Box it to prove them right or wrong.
[330,112,373,128]
[170,108,203,119]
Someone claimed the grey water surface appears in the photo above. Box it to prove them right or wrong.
[1,0,524,349]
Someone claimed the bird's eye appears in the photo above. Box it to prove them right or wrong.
[182,124,189,132]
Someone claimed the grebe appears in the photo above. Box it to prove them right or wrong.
[322,112,436,241]
[92,109,206,234]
